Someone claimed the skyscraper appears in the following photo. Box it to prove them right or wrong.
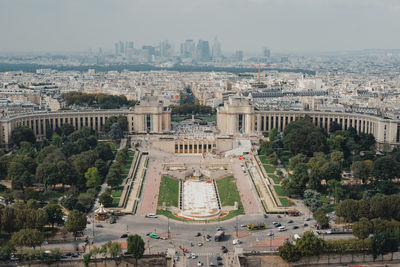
[180,40,195,58]
[196,40,210,61]
[160,40,173,58]
[263,47,271,58]
[212,37,222,61]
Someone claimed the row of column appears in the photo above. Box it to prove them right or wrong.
[175,141,214,154]
[14,114,113,137]
[255,113,375,135]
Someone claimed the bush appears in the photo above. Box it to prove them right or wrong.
[99,192,113,207]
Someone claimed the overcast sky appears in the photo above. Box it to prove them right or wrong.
[1,0,399,54]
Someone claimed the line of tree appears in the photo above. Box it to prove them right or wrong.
[279,231,373,263]
[170,103,214,115]
[62,92,137,109]
[106,147,130,188]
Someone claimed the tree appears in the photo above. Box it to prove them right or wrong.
[99,192,113,207]
[282,163,308,196]
[117,116,128,132]
[323,162,342,181]
[109,123,123,141]
[11,126,36,146]
[351,160,373,184]
[85,167,101,188]
[108,241,123,265]
[127,234,145,266]
[303,189,322,212]
[373,156,399,181]
[95,159,108,178]
[8,155,36,192]
[10,229,44,251]
[65,210,87,240]
[288,154,306,170]
[335,199,360,222]
[353,217,373,239]
[371,230,399,260]
[283,117,327,156]
[61,123,75,137]
[1,207,17,233]
[44,204,64,228]
[313,209,329,229]
[268,128,279,142]
[51,133,63,147]
[295,231,326,257]
[326,180,344,203]
[279,241,301,262]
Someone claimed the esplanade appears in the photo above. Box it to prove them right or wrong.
[217,97,400,148]
[1,96,400,149]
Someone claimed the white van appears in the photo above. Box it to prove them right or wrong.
[145,213,158,218]
[233,239,241,245]
[278,226,287,232]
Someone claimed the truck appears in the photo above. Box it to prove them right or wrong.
[214,230,225,241]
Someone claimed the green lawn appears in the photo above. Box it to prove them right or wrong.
[279,197,294,207]
[269,175,281,184]
[111,186,124,197]
[195,116,216,122]
[158,176,179,207]
[216,176,242,206]
[171,116,191,122]
[258,155,270,165]
[263,164,275,173]
[111,197,120,207]
[273,185,287,197]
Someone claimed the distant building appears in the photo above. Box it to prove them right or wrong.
[263,48,271,58]
[234,50,244,62]
[212,37,222,60]
[180,40,195,58]
[196,40,210,61]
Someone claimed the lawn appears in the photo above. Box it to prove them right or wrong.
[158,176,179,207]
[195,116,216,122]
[111,186,124,197]
[111,197,120,207]
[263,164,275,174]
[279,197,295,207]
[171,116,191,122]
[258,155,270,165]
[216,176,242,206]
[269,174,281,184]
[157,208,244,222]
[273,185,287,197]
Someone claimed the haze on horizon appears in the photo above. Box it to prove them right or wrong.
[1,0,399,54]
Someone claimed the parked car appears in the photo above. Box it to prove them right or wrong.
[145,213,158,218]
[120,233,128,238]
[96,224,103,228]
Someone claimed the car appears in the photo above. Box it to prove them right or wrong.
[146,232,151,236]
[198,242,203,247]
[210,263,217,267]
[305,217,312,221]
[191,253,197,259]
[206,237,211,242]
[173,256,179,262]
[272,221,278,225]
[71,253,78,258]
[267,232,274,236]
[186,254,191,259]
[274,223,281,227]
[293,226,299,229]
[216,256,222,261]
[65,252,72,257]
[161,237,167,240]
[279,228,287,232]
[145,213,158,218]
[195,232,201,237]
[217,226,223,231]
[233,239,241,245]
[325,230,332,235]
[61,255,68,259]
[304,223,308,227]
[120,233,128,238]
[221,246,226,250]
[287,220,293,223]
[264,214,268,218]
[218,262,223,266]
[277,215,282,218]
[197,261,203,266]
[149,233,159,239]
[222,248,228,253]
[240,224,247,227]
[96,224,103,228]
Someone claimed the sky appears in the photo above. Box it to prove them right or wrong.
[0,0,399,54]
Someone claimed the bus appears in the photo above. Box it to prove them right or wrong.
[247,223,266,231]
[286,210,300,216]
[214,231,225,241]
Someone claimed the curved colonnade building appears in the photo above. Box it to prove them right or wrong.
[0,96,171,148]
[1,96,400,149]
[217,97,400,149]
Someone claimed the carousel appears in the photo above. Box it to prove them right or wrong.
[94,204,110,221]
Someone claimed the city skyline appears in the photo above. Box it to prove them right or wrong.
[1,0,400,54]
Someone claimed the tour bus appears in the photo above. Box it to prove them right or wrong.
[286,210,300,216]
[247,223,266,231]
[214,230,225,241]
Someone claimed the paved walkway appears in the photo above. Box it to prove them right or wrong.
[231,158,261,215]
[122,155,147,213]
[138,157,163,215]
